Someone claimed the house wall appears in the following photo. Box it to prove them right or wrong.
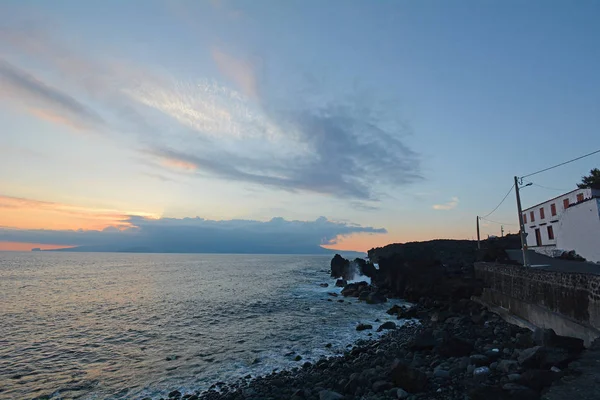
[523,188,597,248]
[557,198,600,263]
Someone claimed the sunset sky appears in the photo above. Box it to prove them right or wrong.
[1,0,599,252]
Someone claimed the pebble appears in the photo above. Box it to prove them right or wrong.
[508,373,521,381]
[319,390,344,400]
[473,366,491,380]
[433,368,450,379]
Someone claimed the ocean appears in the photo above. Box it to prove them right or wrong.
[0,252,405,400]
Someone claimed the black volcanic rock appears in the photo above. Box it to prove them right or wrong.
[335,279,347,287]
[390,359,428,393]
[341,281,369,297]
[373,253,483,302]
[330,254,352,280]
[353,258,377,278]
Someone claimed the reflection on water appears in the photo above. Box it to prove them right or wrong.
[0,252,404,399]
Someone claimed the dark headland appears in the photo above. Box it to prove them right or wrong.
[152,236,595,400]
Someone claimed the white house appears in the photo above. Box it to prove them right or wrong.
[522,187,600,263]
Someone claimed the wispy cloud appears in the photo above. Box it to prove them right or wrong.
[1,24,422,202]
[0,59,105,131]
[27,107,86,131]
[212,48,259,99]
[141,172,179,182]
[0,215,387,254]
[432,196,459,210]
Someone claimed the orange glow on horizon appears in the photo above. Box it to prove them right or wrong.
[0,241,74,251]
[0,195,158,231]
[322,234,393,253]
[323,226,476,253]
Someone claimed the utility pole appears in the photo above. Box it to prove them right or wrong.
[514,176,530,267]
[476,216,481,249]
[501,226,504,237]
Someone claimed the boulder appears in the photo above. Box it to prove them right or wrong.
[319,283,329,287]
[396,388,409,399]
[372,381,393,393]
[319,390,344,400]
[518,369,561,392]
[533,328,584,354]
[485,348,502,361]
[354,258,378,278]
[433,368,450,379]
[470,354,490,367]
[430,311,450,323]
[515,332,534,348]
[398,307,418,319]
[473,366,491,380]
[343,374,360,394]
[501,383,539,400]
[409,330,436,351]
[518,346,543,368]
[468,386,510,400]
[532,328,555,346]
[542,347,571,368]
[377,321,397,332]
[356,323,373,331]
[387,305,403,315]
[390,359,428,393]
[518,346,570,369]
[341,281,369,297]
[335,279,347,287]
[497,359,519,373]
[436,336,474,357]
[292,389,306,398]
[366,291,387,304]
[330,254,352,280]
[358,291,371,301]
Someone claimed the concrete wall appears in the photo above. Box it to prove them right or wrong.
[475,262,600,345]
[557,199,600,263]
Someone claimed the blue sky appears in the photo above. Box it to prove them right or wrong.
[1,0,599,251]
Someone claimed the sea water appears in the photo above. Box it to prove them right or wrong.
[0,252,406,399]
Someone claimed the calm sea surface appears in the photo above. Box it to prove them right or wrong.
[0,252,403,400]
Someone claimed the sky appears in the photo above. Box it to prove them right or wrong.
[1,0,599,252]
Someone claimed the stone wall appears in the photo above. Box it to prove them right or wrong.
[475,262,600,345]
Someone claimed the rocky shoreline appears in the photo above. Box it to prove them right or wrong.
[158,295,584,400]
[157,244,588,400]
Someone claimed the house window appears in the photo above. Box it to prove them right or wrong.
[547,225,554,240]
[563,198,570,209]
[577,193,584,202]
[530,211,535,222]
[523,213,527,224]
[540,207,545,219]
[551,203,557,216]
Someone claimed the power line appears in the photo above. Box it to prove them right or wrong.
[479,216,518,226]
[481,184,514,219]
[521,148,600,179]
[529,182,571,192]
